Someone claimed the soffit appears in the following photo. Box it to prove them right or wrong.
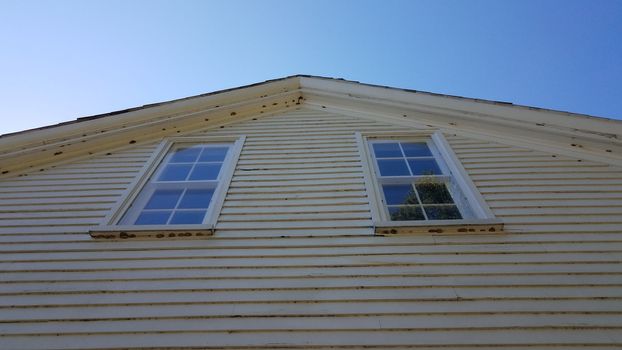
[1,75,621,178]
[299,77,622,166]
[0,77,302,178]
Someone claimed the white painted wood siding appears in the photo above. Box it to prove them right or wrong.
[0,108,621,349]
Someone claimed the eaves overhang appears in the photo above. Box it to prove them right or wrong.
[1,75,621,178]
[0,76,303,177]
[298,76,622,167]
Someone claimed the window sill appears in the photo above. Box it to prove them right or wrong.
[90,225,214,240]
[374,219,504,235]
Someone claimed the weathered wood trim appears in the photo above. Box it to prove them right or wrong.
[101,139,170,226]
[374,219,504,235]
[432,131,496,219]
[354,132,382,224]
[206,136,245,227]
[303,92,622,167]
[89,225,214,240]
[0,90,300,178]
[299,76,622,142]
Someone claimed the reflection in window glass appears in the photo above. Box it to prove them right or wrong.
[407,159,442,175]
[199,147,229,162]
[388,206,425,221]
[401,143,432,157]
[377,159,410,176]
[135,211,171,225]
[383,185,418,205]
[416,183,453,204]
[159,164,192,181]
[178,189,214,209]
[144,189,183,209]
[189,164,222,180]
[424,205,462,220]
[372,143,402,158]
[171,148,201,163]
[170,211,206,224]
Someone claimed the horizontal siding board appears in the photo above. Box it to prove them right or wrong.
[230,179,363,188]
[489,199,622,208]
[2,286,621,308]
[3,300,622,323]
[237,161,362,170]
[1,275,621,295]
[218,212,370,222]
[2,241,621,261]
[220,204,370,214]
[233,166,362,175]
[0,203,115,212]
[215,220,373,229]
[3,231,622,249]
[236,156,361,165]
[226,184,366,193]
[3,263,621,282]
[222,197,369,207]
[224,191,367,200]
[493,207,622,216]
[2,252,620,271]
[232,172,363,181]
[3,330,622,350]
[483,191,622,200]
[3,314,622,335]
[0,210,109,219]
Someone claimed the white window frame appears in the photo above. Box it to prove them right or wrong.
[355,131,502,234]
[91,135,245,238]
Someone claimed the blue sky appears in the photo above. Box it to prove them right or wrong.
[1,0,620,134]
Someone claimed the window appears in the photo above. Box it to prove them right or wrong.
[93,136,244,238]
[370,140,464,221]
[356,131,501,234]
[120,144,231,225]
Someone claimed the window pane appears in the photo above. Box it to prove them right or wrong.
[377,159,410,176]
[170,147,201,163]
[388,206,425,221]
[135,211,171,225]
[144,189,183,209]
[170,210,206,224]
[158,164,192,181]
[424,205,462,220]
[407,158,442,175]
[401,143,432,157]
[416,183,454,204]
[372,143,402,158]
[383,184,418,205]
[199,147,229,162]
[189,163,222,180]
[178,189,214,209]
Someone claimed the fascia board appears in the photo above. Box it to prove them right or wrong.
[0,77,301,153]
[299,77,622,144]
[304,92,622,167]
[0,87,302,178]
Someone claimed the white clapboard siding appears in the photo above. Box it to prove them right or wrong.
[0,108,621,348]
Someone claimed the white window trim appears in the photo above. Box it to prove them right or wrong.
[91,135,245,239]
[355,131,502,235]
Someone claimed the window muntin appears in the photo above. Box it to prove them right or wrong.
[120,143,231,226]
[370,140,464,221]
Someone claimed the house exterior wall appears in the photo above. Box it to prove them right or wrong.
[0,108,621,348]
